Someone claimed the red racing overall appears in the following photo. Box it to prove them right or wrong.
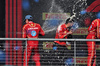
[54,24,69,46]
[22,21,45,66]
[86,19,100,66]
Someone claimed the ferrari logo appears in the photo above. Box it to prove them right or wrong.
[31,24,33,26]
[64,31,66,33]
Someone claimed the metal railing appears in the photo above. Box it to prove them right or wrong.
[1,38,100,66]
[1,38,100,41]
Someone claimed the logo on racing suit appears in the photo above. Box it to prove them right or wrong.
[31,31,36,36]
[89,25,92,30]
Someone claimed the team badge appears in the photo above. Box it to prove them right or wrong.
[31,31,36,36]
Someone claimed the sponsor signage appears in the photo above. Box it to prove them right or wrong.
[76,57,87,64]
[73,28,88,35]
[42,13,70,20]
[43,42,54,49]
[96,45,100,50]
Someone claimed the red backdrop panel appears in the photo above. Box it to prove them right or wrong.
[6,0,22,65]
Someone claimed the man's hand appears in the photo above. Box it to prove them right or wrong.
[63,30,73,38]
[68,30,73,34]
[66,30,73,35]
[65,42,71,50]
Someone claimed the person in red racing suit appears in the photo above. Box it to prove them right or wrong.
[54,18,74,46]
[22,15,45,66]
[52,18,74,65]
[86,19,100,66]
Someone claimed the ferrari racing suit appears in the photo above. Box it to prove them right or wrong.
[22,21,45,66]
